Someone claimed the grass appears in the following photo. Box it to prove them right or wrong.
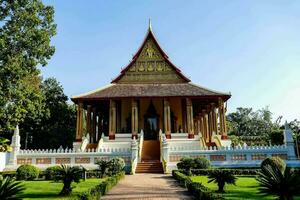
[17,178,103,200]
[191,176,300,200]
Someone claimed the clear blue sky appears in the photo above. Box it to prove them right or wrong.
[42,0,300,122]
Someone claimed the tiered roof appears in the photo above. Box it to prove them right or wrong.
[71,23,230,103]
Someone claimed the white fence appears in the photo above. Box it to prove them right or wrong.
[3,124,300,173]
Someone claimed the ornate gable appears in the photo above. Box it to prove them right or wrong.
[112,28,190,84]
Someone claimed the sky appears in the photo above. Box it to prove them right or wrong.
[41,0,300,122]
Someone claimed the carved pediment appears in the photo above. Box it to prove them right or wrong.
[113,30,189,84]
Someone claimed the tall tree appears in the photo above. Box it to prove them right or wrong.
[21,78,76,149]
[0,0,56,134]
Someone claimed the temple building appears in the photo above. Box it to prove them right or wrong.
[71,22,231,157]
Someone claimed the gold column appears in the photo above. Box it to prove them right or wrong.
[109,100,116,140]
[131,99,138,139]
[76,102,84,141]
[186,98,194,138]
[199,114,204,137]
[206,105,212,142]
[92,107,97,143]
[202,110,209,143]
[87,105,92,141]
[164,99,171,139]
[218,98,228,139]
[211,103,218,135]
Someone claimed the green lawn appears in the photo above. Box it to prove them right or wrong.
[191,176,300,200]
[17,179,103,200]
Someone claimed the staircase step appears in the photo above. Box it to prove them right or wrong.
[136,161,163,173]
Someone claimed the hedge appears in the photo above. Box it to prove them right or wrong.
[16,165,40,180]
[191,168,259,176]
[76,171,125,200]
[172,170,223,200]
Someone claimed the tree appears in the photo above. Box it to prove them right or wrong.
[257,157,300,200]
[96,160,110,178]
[227,107,278,145]
[54,165,83,196]
[0,137,11,152]
[207,170,237,193]
[0,176,25,200]
[0,0,56,135]
[21,78,76,149]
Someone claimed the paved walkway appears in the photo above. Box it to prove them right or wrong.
[101,173,193,200]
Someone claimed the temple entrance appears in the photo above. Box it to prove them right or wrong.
[144,101,159,140]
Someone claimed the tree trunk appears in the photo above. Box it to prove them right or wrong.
[218,182,225,193]
[60,182,72,196]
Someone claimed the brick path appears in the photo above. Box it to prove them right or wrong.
[101,173,193,200]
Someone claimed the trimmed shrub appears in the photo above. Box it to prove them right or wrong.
[177,157,194,175]
[194,157,211,169]
[76,172,125,200]
[172,170,223,200]
[191,168,259,176]
[16,164,39,180]
[107,157,125,176]
[44,166,61,180]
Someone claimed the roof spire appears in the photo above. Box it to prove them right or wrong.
[148,18,152,31]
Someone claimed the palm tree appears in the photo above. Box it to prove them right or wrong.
[0,176,24,200]
[257,158,300,200]
[54,165,83,196]
[96,160,110,178]
[208,169,236,193]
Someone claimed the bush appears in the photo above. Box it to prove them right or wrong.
[177,157,194,175]
[16,165,40,180]
[194,157,211,169]
[191,168,259,176]
[107,157,125,176]
[76,172,125,200]
[177,157,211,175]
[44,166,61,180]
[172,170,223,200]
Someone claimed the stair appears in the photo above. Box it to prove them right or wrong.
[136,161,164,173]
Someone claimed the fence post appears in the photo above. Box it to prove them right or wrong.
[8,125,21,167]
[131,138,138,174]
[284,122,297,160]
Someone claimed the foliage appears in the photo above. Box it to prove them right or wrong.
[227,107,277,145]
[0,176,24,200]
[172,170,189,187]
[261,157,286,173]
[194,157,211,170]
[177,157,194,175]
[0,0,56,134]
[207,169,237,193]
[177,157,211,175]
[107,157,125,176]
[76,172,125,200]
[186,178,224,200]
[21,78,76,149]
[44,165,61,180]
[16,165,39,180]
[172,170,223,200]
[191,168,259,176]
[0,137,11,152]
[96,160,109,178]
[257,157,300,200]
[53,165,83,196]
[270,129,284,145]
[96,158,125,178]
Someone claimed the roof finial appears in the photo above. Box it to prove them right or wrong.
[148,18,152,31]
